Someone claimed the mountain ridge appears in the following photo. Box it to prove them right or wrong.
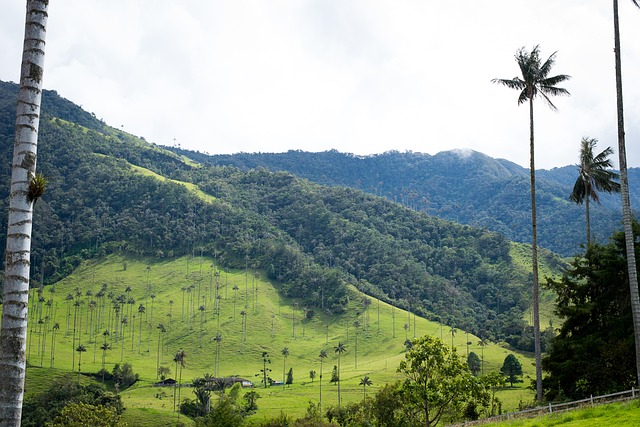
[165,147,638,256]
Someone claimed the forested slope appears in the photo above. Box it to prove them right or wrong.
[173,148,639,257]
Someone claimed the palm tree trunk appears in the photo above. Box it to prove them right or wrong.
[613,0,640,387]
[529,97,543,403]
[585,196,591,247]
[0,3,49,424]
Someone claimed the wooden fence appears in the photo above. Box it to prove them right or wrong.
[448,388,638,426]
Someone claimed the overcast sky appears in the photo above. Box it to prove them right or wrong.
[1,1,640,169]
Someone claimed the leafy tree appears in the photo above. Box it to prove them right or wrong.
[543,224,639,400]
[111,362,138,389]
[569,137,620,246]
[467,352,481,377]
[157,365,171,381]
[330,365,339,384]
[612,0,640,390]
[309,370,316,382]
[46,402,126,427]
[0,1,50,423]
[493,45,570,402]
[500,354,522,387]
[194,397,244,427]
[21,376,123,427]
[397,335,487,427]
[481,372,505,417]
[242,390,260,414]
[286,367,294,385]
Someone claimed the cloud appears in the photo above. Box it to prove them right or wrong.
[0,0,639,169]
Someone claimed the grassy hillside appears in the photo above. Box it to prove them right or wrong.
[23,255,535,424]
[481,400,640,427]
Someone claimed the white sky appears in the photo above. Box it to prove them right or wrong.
[1,1,640,169]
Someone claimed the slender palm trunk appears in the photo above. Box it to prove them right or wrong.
[613,0,640,387]
[529,96,542,403]
[585,196,591,247]
[0,5,49,424]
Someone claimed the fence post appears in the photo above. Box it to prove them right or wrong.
[590,394,593,407]
[633,387,636,399]
[549,402,552,414]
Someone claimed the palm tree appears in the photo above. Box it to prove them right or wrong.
[450,327,457,350]
[137,304,145,353]
[493,45,570,403]
[50,322,60,368]
[76,344,87,381]
[569,137,620,246]
[478,338,489,376]
[232,285,239,319]
[213,333,222,377]
[612,0,640,388]
[359,375,372,401]
[240,310,247,342]
[281,347,289,387]
[173,350,186,419]
[0,1,50,423]
[319,349,327,413]
[156,323,166,378]
[198,305,205,348]
[100,342,110,383]
[334,342,346,406]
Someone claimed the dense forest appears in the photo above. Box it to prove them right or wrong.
[0,79,565,344]
[168,148,640,257]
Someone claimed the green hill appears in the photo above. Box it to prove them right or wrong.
[0,78,566,348]
[24,255,535,423]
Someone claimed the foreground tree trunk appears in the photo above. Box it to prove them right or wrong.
[0,1,48,426]
[612,0,640,388]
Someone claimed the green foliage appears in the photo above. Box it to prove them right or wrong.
[21,375,123,427]
[542,222,640,401]
[168,147,640,258]
[500,354,523,387]
[194,397,244,427]
[467,351,481,376]
[112,363,138,389]
[330,366,339,384]
[397,335,488,426]
[286,367,294,385]
[46,402,127,427]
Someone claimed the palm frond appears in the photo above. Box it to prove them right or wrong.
[491,77,525,90]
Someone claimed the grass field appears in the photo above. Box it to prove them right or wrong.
[481,399,640,427]
[20,254,536,424]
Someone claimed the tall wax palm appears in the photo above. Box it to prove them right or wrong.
[569,137,620,246]
[173,350,186,418]
[319,349,327,414]
[359,375,372,401]
[612,0,640,387]
[50,322,60,368]
[138,304,145,353]
[0,2,49,424]
[493,45,570,403]
[281,347,289,387]
[334,342,346,406]
[213,333,222,377]
[76,344,87,381]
